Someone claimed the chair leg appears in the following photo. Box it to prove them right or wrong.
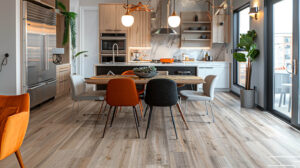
[288,94,292,112]
[279,92,283,107]
[77,101,81,116]
[144,105,149,118]
[176,103,189,129]
[15,149,25,168]
[110,106,117,127]
[145,106,153,138]
[205,101,209,115]
[209,101,215,123]
[103,103,108,112]
[96,101,105,124]
[102,106,113,138]
[139,99,144,118]
[133,106,140,127]
[170,106,178,139]
[132,106,140,138]
[185,99,188,113]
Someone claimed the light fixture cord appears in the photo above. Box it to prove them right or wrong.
[127,0,129,13]
[173,0,175,12]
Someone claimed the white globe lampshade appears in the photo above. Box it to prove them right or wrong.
[122,14,134,27]
[168,12,181,28]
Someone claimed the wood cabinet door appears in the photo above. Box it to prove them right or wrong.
[212,15,225,43]
[128,11,151,47]
[99,4,116,32]
[212,15,230,43]
[115,4,127,32]
[40,0,55,8]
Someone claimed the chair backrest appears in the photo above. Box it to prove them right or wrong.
[203,75,217,98]
[106,78,139,106]
[145,79,178,106]
[0,94,30,160]
[0,93,30,113]
[70,75,86,100]
[121,70,135,75]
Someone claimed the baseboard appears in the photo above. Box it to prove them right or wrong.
[256,105,265,111]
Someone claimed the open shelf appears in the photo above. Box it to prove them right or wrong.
[180,11,212,48]
[183,30,211,33]
[182,39,211,41]
[182,21,211,24]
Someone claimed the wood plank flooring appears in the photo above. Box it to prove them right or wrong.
[1,92,300,168]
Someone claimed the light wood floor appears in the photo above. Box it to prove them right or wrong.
[1,92,300,168]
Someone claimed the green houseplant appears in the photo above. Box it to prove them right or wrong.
[56,1,87,72]
[56,1,76,49]
[233,30,260,108]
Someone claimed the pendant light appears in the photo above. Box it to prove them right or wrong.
[168,0,180,28]
[122,0,134,27]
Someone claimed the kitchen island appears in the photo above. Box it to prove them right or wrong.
[94,61,230,91]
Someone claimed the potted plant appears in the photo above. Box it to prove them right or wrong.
[233,30,260,108]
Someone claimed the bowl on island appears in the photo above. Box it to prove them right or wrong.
[133,66,157,78]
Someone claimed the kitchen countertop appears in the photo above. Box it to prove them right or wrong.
[95,61,230,67]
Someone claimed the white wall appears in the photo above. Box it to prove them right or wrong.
[0,0,21,95]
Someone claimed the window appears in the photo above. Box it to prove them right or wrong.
[233,4,250,87]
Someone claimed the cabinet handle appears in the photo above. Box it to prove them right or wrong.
[105,29,113,31]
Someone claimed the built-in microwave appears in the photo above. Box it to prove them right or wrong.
[100,33,126,54]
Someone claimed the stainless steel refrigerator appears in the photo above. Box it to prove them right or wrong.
[23,1,57,108]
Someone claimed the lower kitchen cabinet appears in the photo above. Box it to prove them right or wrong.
[197,62,230,91]
[56,64,71,97]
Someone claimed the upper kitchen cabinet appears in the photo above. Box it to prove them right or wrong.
[115,5,127,32]
[30,0,55,8]
[99,4,127,33]
[212,14,230,43]
[128,11,151,47]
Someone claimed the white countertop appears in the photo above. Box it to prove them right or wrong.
[95,61,230,67]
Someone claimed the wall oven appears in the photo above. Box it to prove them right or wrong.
[100,33,127,62]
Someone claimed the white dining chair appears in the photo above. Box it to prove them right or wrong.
[70,75,106,118]
[180,75,217,123]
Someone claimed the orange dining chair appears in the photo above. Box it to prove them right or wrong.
[121,70,144,117]
[0,93,30,168]
[102,78,140,138]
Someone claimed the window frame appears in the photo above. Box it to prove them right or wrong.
[233,3,250,88]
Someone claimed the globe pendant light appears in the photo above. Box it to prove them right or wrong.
[122,0,134,27]
[168,0,180,28]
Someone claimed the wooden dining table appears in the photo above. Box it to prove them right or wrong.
[85,75,205,85]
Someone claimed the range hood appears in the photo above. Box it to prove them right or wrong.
[153,28,177,35]
[153,0,177,35]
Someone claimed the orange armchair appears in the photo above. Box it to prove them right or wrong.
[0,93,30,168]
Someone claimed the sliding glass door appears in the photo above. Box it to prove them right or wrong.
[268,0,300,126]
[272,0,293,118]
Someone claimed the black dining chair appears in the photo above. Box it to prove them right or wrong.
[144,79,189,139]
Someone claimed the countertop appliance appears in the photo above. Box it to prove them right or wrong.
[23,1,57,108]
[100,33,127,63]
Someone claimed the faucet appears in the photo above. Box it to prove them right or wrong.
[112,43,119,63]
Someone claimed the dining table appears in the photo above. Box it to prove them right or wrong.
[85,75,205,85]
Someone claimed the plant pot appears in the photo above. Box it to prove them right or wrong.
[240,89,255,108]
